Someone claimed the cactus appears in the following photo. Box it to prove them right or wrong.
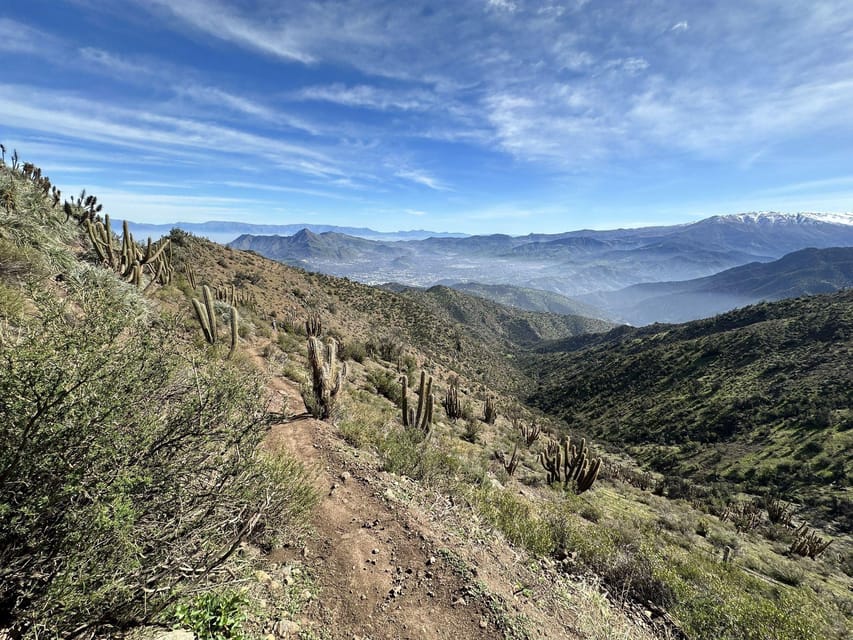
[538,436,601,494]
[400,371,433,434]
[513,416,541,446]
[306,337,348,420]
[765,497,795,527]
[789,524,832,559]
[483,395,498,425]
[443,378,464,420]
[184,264,197,289]
[305,312,322,337]
[84,215,172,290]
[191,285,218,344]
[228,305,239,358]
[500,442,519,477]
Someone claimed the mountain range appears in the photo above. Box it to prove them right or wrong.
[228,212,853,323]
[580,246,853,324]
[125,220,468,245]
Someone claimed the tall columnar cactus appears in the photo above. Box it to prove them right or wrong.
[84,214,171,290]
[789,524,832,559]
[443,378,464,420]
[483,395,498,425]
[228,305,239,359]
[400,371,433,434]
[305,312,322,337]
[538,436,601,494]
[306,337,348,420]
[191,285,218,344]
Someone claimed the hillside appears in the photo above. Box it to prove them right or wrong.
[448,282,612,320]
[528,291,853,529]
[2,156,852,640]
[581,246,853,324]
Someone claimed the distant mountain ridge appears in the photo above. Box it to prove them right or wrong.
[581,246,853,325]
[125,220,468,245]
[227,213,853,316]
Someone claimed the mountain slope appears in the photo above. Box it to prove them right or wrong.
[527,291,853,529]
[448,281,612,319]
[582,246,853,324]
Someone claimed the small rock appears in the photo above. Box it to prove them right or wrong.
[480,619,488,629]
[254,570,272,585]
[452,597,467,606]
[340,471,351,482]
[268,579,283,592]
[154,632,195,640]
[383,488,396,501]
[427,556,436,565]
[427,590,435,598]
[372,548,380,555]
[301,589,313,601]
[273,619,301,637]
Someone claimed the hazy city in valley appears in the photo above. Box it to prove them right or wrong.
[1,2,852,640]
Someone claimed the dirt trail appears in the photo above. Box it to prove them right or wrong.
[253,349,506,640]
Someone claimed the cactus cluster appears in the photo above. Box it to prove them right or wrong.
[443,377,464,420]
[192,285,219,344]
[765,497,795,527]
[789,524,832,559]
[84,215,173,289]
[64,190,102,224]
[513,416,541,446]
[184,264,197,289]
[191,285,239,356]
[400,371,433,435]
[721,501,762,533]
[214,283,257,310]
[538,436,601,494]
[306,337,348,420]
[483,395,498,425]
[305,312,322,337]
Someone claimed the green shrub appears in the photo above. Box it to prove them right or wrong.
[0,280,315,637]
[173,590,248,640]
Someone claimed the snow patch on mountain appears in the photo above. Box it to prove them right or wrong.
[716,211,853,226]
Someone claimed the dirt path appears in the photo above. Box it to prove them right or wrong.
[253,348,506,640]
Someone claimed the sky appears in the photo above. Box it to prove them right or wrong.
[2,0,853,234]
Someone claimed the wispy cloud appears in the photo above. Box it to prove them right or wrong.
[670,21,689,32]
[294,84,437,112]
[0,18,63,55]
[395,168,450,191]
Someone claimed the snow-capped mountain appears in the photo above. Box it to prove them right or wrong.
[715,211,853,226]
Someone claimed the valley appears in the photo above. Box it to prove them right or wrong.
[2,157,851,639]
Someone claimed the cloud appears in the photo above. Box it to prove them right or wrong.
[404,208,428,216]
[487,0,518,12]
[138,0,316,63]
[294,84,436,112]
[670,21,689,32]
[0,84,341,178]
[0,18,63,55]
[395,168,450,191]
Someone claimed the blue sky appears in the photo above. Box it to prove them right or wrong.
[2,1,853,234]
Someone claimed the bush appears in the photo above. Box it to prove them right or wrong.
[0,280,316,637]
[173,590,248,640]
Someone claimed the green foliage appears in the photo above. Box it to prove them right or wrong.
[0,277,315,637]
[528,291,853,527]
[173,590,248,640]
